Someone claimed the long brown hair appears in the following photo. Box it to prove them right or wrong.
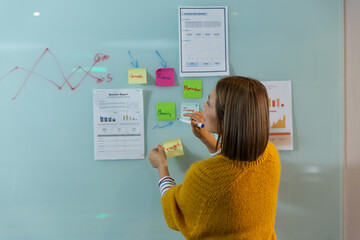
[215,76,269,161]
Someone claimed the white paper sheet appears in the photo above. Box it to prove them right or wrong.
[262,81,293,150]
[179,6,229,77]
[93,89,144,160]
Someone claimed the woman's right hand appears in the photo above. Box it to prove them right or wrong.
[183,112,219,154]
[183,112,208,140]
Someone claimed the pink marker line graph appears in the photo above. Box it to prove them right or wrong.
[0,48,113,100]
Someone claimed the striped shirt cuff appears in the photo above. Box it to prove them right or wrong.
[158,176,176,197]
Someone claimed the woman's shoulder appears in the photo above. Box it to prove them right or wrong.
[186,142,280,179]
[263,141,280,163]
[255,142,281,176]
[186,155,241,183]
[183,155,241,197]
[189,155,229,172]
[267,141,279,154]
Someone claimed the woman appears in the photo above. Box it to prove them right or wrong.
[149,76,281,240]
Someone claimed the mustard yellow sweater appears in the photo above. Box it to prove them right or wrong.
[161,142,281,240]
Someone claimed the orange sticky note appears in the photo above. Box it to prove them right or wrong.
[163,138,184,158]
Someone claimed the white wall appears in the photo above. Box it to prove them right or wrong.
[345,0,360,239]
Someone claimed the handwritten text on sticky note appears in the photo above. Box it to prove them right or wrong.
[128,68,147,84]
[181,102,200,120]
[183,80,202,98]
[163,138,184,158]
[156,68,174,86]
[157,102,176,121]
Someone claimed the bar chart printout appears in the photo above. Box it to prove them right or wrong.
[93,89,144,160]
[262,81,293,150]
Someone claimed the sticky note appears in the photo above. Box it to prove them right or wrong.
[183,80,202,98]
[128,68,147,84]
[156,68,174,86]
[157,102,176,121]
[181,102,200,120]
[163,138,184,158]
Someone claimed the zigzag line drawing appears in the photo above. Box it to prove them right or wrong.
[0,48,112,100]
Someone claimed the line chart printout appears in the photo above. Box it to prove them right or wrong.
[179,6,229,77]
[93,89,144,160]
[262,81,293,150]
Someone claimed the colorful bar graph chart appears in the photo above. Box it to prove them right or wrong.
[122,115,138,121]
[269,98,285,108]
[262,81,293,150]
[100,116,116,122]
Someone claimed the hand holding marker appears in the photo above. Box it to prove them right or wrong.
[177,118,205,128]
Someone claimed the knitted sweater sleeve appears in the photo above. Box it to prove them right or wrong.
[160,161,209,238]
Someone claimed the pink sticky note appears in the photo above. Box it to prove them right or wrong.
[156,68,174,87]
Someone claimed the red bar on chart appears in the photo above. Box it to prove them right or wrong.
[272,100,275,107]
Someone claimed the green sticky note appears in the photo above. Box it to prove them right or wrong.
[128,68,147,84]
[157,102,176,121]
[183,80,202,98]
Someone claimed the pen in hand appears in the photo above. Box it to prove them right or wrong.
[177,118,205,128]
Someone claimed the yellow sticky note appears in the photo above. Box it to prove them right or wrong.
[163,138,184,158]
[128,68,147,84]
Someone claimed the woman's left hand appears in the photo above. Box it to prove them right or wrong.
[149,144,168,169]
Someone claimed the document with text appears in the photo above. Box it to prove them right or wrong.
[93,89,144,160]
[179,6,229,77]
[262,81,293,150]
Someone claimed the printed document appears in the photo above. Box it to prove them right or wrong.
[179,6,229,77]
[262,81,293,150]
[93,89,144,160]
